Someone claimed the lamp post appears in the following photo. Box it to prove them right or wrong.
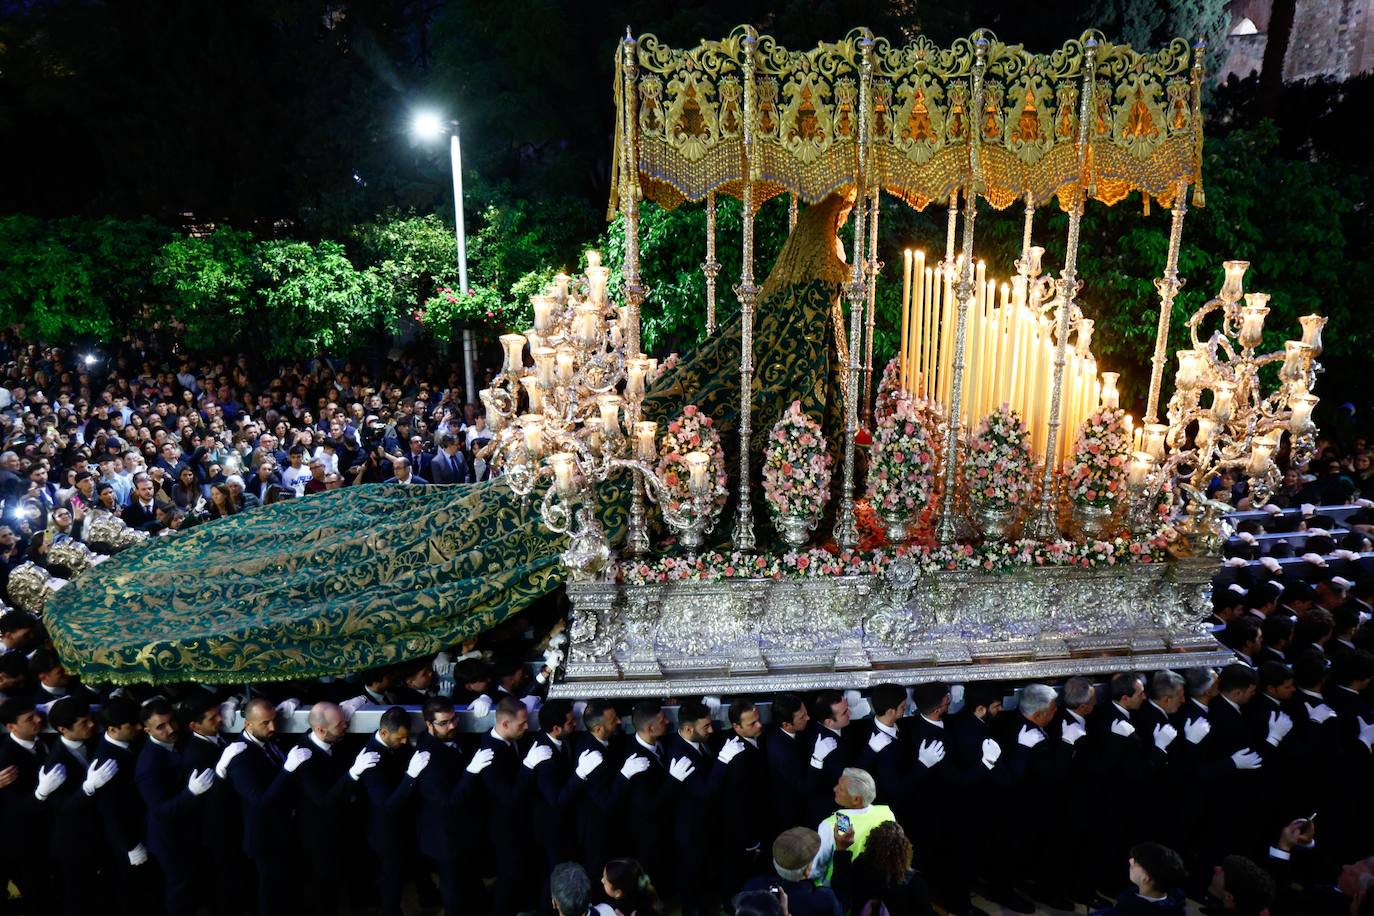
[413,110,477,409]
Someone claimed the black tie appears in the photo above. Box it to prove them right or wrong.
[265,741,284,765]
[654,744,664,766]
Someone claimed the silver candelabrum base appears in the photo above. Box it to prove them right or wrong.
[551,555,1231,697]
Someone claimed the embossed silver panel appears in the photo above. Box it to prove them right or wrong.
[552,557,1233,697]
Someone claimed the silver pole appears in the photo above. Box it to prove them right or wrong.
[450,131,476,405]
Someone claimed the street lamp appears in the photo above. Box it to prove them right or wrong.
[412,109,477,409]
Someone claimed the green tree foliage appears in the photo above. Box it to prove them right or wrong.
[152,228,258,350]
[254,240,384,359]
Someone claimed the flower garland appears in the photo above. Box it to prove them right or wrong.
[615,530,1174,584]
[868,396,935,518]
[967,405,1034,508]
[873,357,902,428]
[655,404,728,519]
[762,401,832,520]
[1064,407,1131,509]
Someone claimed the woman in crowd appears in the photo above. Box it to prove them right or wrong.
[833,820,934,916]
[170,465,206,511]
[602,859,664,916]
[205,482,239,520]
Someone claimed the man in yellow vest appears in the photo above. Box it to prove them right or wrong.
[811,767,896,885]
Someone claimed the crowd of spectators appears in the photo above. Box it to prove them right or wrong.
[0,334,498,606]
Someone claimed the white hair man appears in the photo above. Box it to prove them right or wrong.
[810,767,895,884]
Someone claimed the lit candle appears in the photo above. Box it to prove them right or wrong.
[900,249,912,392]
[1239,293,1269,349]
[634,421,657,461]
[1211,381,1236,423]
[1289,394,1318,433]
[520,415,545,457]
[1280,341,1310,383]
[500,334,527,375]
[519,375,543,412]
[1128,451,1155,488]
[586,250,602,269]
[533,296,556,334]
[1299,314,1325,356]
[1246,431,1279,477]
[574,304,602,348]
[625,358,650,401]
[524,329,543,352]
[552,272,572,303]
[555,346,577,385]
[533,347,557,388]
[1220,260,1249,303]
[1076,319,1095,358]
[598,394,622,438]
[1143,423,1168,461]
[1176,350,1203,390]
[1100,372,1120,410]
[684,451,711,496]
[1195,416,1216,450]
[586,264,611,307]
[1025,246,1044,278]
[549,453,576,497]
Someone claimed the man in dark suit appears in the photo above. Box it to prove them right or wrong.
[383,456,429,486]
[121,474,161,531]
[0,696,54,910]
[806,690,862,828]
[1090,672,1153,895]
[405,435,434,480]
[430,434,473,484]
[902,682,967,914]
[39,697,118,915]
[90,697,153,916]
[415,698,494,916]
[855,683,913,810]
[764,693,824,834]
[295,701,377,916]
[1204,664,1268,862]
[667,700,729,916]
[572,700,626,883]
[177,692,247,916]
[134,697,216,916]
[618,700,678,897]
[1317,650,1374,864]
[528,698,585,906]
[223,697,311,916]
[357,706,428,916]
[1001,683,1071,910]
[718,698,768,901]
[478,696,544,915]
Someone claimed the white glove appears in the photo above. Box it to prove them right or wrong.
[845,689,873,720]
[669,756,695,782]
[702,696,722,717]
[1153,723,1178,752]
[575,749,603,779]
[34,763,66,801]
[619,755,651,779]
[811,735,837,768]
[339,696,367,721]
[523,744,554,770]
[127,843,148,866]
[465,748,495,774]
[1017,726,1046,749]
[275,698,300,719]
[1110,718,1137,738]
[1184,718,1211,744]
[349,750,381,780]
[1358,716,1374,751]
[520,695,540,715]
[81,758,119,796]
[917,738,946,768]
[187,768,215,796]
[867,730,894,754]
[218,698,241,730]
[215,741,247,778]
[468,694,493,717]
[406,750,431,779]
[718,736,746,765]
[284,746,312,773]
[980,737,1002,769]
[1231,748,1263,770]
[1266,710,1294,747]
[1061,721,1087,746]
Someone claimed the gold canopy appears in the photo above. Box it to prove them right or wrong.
[610,26,1204,215]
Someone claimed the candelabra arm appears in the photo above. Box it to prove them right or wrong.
[1145,178,1190,425]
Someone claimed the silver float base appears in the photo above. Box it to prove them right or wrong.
[551,556,1232,698]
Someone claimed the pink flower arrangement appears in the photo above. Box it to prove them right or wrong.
[873,357,903,428]
[762,401,832,520]
[1064,407,1131,509]
[656,404,728,519]
[868,396,935,516]
[966,405,1033,508]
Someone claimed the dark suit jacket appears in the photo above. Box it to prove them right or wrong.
[134,739,202,862]
[42,740,103,863]
[181,733,241,852]
[476,731,534,842]
[530,731,583,855]
[224,736,295,858]
[717,734,768,852]
[121,500,160,530]
[855,723,911,810]
[91,736,144,859]
[429,449,473,485]
[764,725,824,833]
[665,732,726,854]
[571,731,625,866]
[293,734,357,855]
[356,734,419,855]
[383,474,430,485]
[620,736,676,872]
[413,732,484,862]
[406,451,434,480]
[0,733,48,859]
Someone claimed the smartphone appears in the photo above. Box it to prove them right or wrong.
[836,813,852,833]
[769,885,783,900]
